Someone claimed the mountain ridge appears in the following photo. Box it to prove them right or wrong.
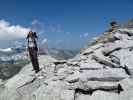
[0,20,133,100]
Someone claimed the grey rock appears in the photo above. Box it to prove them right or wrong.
[1,27,133,100]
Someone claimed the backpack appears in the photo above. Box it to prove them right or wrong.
[27,31,38,51]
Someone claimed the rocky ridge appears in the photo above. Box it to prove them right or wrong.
[0,26,133,100]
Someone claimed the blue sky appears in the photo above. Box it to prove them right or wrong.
[0,0,132,49]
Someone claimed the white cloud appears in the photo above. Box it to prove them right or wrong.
[55,39,64,45]
[31,19,39,25]
[80,32,89,38]
[0,20,30,40]
[48,24,63,33]
[31,19,45,34]
[31,19,63,33]
[83,32,89,37]
[41,38,48,44]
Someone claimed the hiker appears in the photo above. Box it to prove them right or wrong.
[26,31,40,73]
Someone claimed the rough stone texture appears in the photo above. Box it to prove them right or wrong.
[1,28,133,100]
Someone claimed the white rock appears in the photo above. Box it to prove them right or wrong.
[79,60,103,70]
[90,91,119,100]
[79,68,129,81]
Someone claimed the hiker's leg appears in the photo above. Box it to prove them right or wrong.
[32,49,40,73]
[28,48,39,73]
[35,60,40,72]
[33,59,40,73]
[29,48,35,67]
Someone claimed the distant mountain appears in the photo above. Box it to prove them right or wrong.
[49,48,79,60]
[39,39,79,59]
[0,48,12,52]
[0,46,79,80]
[1,19,133,100]
[0,45,79,62]
[39,48,79,60]
[0,47,29,80]
[0,46,25,56]
[0,47,26,61]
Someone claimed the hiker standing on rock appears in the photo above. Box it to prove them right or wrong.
[26,31,40,73]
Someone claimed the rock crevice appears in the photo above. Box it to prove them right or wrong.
[0,25,133,100]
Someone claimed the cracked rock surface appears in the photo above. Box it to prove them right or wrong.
[0,27,133,100]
